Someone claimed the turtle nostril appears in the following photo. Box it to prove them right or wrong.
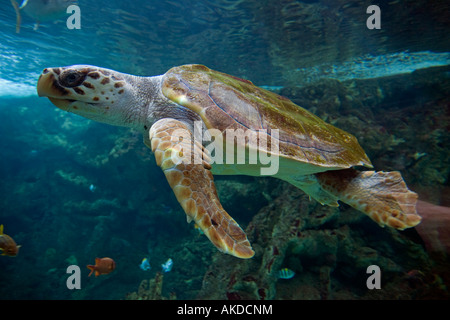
[43,68,49,74]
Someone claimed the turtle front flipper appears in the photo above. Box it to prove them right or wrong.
[316,169,421,230]
[149,118,255,259]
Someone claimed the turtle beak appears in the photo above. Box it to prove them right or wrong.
[37,68,72,109]
[46,97,72,109]
[37,69,57,97]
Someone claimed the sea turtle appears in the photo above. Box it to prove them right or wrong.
[37,64,421,259]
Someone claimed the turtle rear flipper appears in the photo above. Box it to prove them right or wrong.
[10,0,22,33]
[149,118,255,259]
[316,169,421,229]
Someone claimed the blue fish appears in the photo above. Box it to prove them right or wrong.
[139,258,151,271]
[278,268,295,279]
[161,258,173,273]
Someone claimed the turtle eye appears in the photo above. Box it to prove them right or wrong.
[60,70,86,87]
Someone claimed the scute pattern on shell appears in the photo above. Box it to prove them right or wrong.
[161,64,372,169]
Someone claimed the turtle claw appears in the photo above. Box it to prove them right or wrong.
[149,118,254,259]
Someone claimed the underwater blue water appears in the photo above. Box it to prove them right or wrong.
[0,0,449,301]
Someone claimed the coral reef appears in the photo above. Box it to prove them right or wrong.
[197,186,442,299]
[125,272,176,300]
[0,64,448,300]
[197,66,450,300]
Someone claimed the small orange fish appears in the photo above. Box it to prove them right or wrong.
[0,224,20,257]
[87,257,116,277]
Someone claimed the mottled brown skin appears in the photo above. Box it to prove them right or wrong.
[37,64,421,260]
[149,119,254,258]
[316,170,420,229]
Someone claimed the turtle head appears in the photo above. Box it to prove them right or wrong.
[37,65,145,127]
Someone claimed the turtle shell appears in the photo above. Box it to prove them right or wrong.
[161,64,372,169]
